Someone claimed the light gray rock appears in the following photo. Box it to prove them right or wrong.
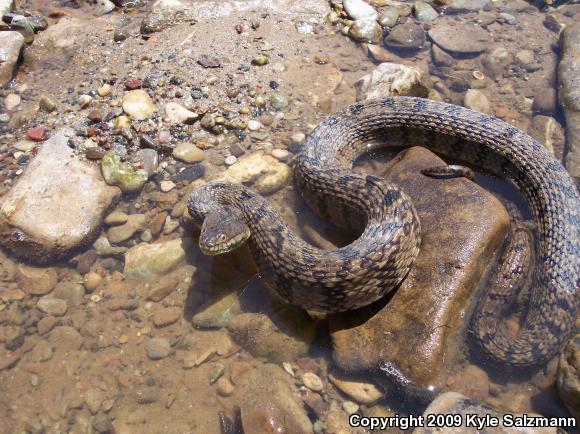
[0,32,24,86]
[354,62,429,101]
[123,238,188,279]
[343,0,378,20]
[145,337,171,359]
[0,0,14,17]
[0,131,121,263]
[428,23,491,55]
[164,102,198,124]
[464,89,490,114]
[413,2,438,22]
[445,0,490,13]
[37,297,68,316]
[378,9,399,28]
[558,25,580,177]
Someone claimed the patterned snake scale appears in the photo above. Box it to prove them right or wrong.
[188,96,579,367]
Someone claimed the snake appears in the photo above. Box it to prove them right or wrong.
[188,96,579,367]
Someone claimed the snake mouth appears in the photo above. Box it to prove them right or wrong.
[199,228,251,256]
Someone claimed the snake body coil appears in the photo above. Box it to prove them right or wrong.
[188,97,579,367]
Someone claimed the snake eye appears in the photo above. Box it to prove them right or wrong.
[218,233,227,242]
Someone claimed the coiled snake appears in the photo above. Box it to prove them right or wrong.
[188,97,579,367]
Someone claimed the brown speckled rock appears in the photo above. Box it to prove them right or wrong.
[330,147,509,393]
[0,131,121,263]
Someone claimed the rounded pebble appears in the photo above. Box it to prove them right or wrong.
[224,155,238,166]
[302,372,324,392]
[146,337,171,360]
[84,272,102,292]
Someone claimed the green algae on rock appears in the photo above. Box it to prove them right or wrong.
[101,152,149,193]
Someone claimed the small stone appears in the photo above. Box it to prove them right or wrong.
[463,89,490,114]
[152,306,182,327]
[216,377,235,396]
[135,149,159,176]
[209,363,225,384]
[224,155,237,166]
[101,152,148,193]
[217,153,291,194]
[86,147,106,160]
[428,23,491,55]
[113,115,130,129]
[413,2,438,22]
[124,78,142,90]
[160,180,176,192]
[79,95,92,108]
[107,214,147,243]
[247,120,262,131]
[350,19,382,43]
[354,62,429,101]
[378,9,399,28]
[200,114,216,129]
[328,372,383,405]
[252,55,269,66]
[270,93,288,109]
[302,372,324,392]
[145,337,171,359]
[164,102,198,124]
[122,89,156,120]
[533,88,557,115]
[37,316,57,335]
[37,297,68,316]
[87,109,107,123]
[85,388,104,415]
[198,55,221,68]
[104,211,129,226]
[271,149,290,162]
[123,238,187,279]
[27,126,48,142]
[84,272,102,292]
[343,0,378,20]
[5,94,21,111]
[98,84,112,97]
[172,143,205,163]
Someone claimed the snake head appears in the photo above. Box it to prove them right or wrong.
[199,207,251,256]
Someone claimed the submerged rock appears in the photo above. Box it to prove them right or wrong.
[330,147,509,393]
[343,0,378,20]
[123,238,188,279]
[0,131,120,263]
[384,22,426,51]
[558,25,580,177]
[101,152,149,193]
[354,62,429,101]
[557,333,579,419]
[428,23,491,55]
[414,392,561,434]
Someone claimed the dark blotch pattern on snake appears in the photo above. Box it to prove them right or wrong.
[188,96,579,367]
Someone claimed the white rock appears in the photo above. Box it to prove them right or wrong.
[224,155,238,166]
[271,149,290,161]
[122,90,156,120]
[0,32,24,87]
[354,62,429,101]
[0,0,14,17]
[5,94,21,111]
[218,153,291,194]
[160,180,176,192]
[247,120,262,131]
[343,0,378,21]
[0,131,121,262]
[164,102,198,124]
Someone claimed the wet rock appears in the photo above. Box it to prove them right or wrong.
[559,25,580,177]
[270,93,289,110]
[428,23,491,55]
[557,334,579,419]
[446,364,489,402]
[431,44,454,67]
[152,306,182,327]
[84,388,105,414]
[172,143,205,163]
[328,371,384,405]
[445,0,490,13]
[0,32,24,86]
[192,289,241,329]
[234,364,314,434]
[228,311,315,362]
[384,22,426,51]
[482,46,512,79]
[122,89,156,120]
[135,149,159,177]
[172,164,206,182]
[93,236,128,255]
[104,211,129,226]
[107,214,147,243]
[414,392,560,434]
[15,264,58,295]
[37,297,68,316]
[463,89,490,114]
[0,131,120,263]
[354,62,429,101]
[123,238,188,279]
[84,272,102,292]
[147,265,195,302]
[48,326,83,351]
[52,280,84,305]
[146,337,171,359]
[378,9,399,28]
[164,102,198,124]
[532,88,557,115]
[39,95,56,113]
[29,340,53,362]
[27,126,48,142]
[350,19,382,43]
[217,152,291,195]
[101,152,148,193]
[37,316,56,335]
[413,2,438,22]
[343,0,378,20]
[330,147,509,392]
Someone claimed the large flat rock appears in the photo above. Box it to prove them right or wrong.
[330,147,509,393]
[558,25,580,178]
[0,131,120,262]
